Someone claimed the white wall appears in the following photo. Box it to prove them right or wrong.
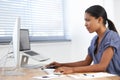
[64,0,103,62]
[1,0,119,66]
[114,0,120,34]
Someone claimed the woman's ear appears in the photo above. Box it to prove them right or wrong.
[97,17,103,24]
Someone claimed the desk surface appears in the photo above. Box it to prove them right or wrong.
[0,68,120,80]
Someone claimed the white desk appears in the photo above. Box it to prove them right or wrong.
[0,68,120,80]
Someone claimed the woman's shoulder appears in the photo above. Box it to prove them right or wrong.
[107,30,120,39]
[104,30,120,43]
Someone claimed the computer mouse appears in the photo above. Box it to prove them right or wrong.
[46,65,57,69]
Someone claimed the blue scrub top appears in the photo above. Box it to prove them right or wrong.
[88,29,120,75]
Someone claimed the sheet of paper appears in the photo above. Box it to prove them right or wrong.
[68,72,117,79]
[32,74,65,80]
[33,74,60,80]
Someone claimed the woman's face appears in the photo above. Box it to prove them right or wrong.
[84,13,101,33]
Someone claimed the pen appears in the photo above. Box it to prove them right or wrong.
[83,74,94,77]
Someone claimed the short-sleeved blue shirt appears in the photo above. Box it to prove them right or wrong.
[88,29,120,75]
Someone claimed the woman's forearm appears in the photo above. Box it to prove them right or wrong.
[61,60,91,67]
[61,55,92,67]
[72,64,106,73]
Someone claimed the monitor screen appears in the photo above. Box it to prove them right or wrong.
[20,29,30,51]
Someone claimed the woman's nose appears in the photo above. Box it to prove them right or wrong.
[85,22,87,27]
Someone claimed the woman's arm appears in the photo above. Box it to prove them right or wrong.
[46,54,92,68]
[73,47,114,73]
[55,47,114,74]
[61,55,92,67]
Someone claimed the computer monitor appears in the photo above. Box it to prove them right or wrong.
[3,17,24,76]
[12,17,21,68]
[20,29,49,62]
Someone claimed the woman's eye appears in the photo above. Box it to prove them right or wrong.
[86,19,90,21]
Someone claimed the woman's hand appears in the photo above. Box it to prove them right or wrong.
[55,67,74,74]
[46,61,62,68]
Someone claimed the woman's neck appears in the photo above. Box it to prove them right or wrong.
[96,26,107,39]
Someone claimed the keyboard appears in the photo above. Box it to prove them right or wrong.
[24,50,39,56]
[23,50,50,61]
[22,63,46,69]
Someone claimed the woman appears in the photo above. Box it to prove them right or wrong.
[46,5,120,75]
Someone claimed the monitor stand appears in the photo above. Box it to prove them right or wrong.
[21,55,45,69]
